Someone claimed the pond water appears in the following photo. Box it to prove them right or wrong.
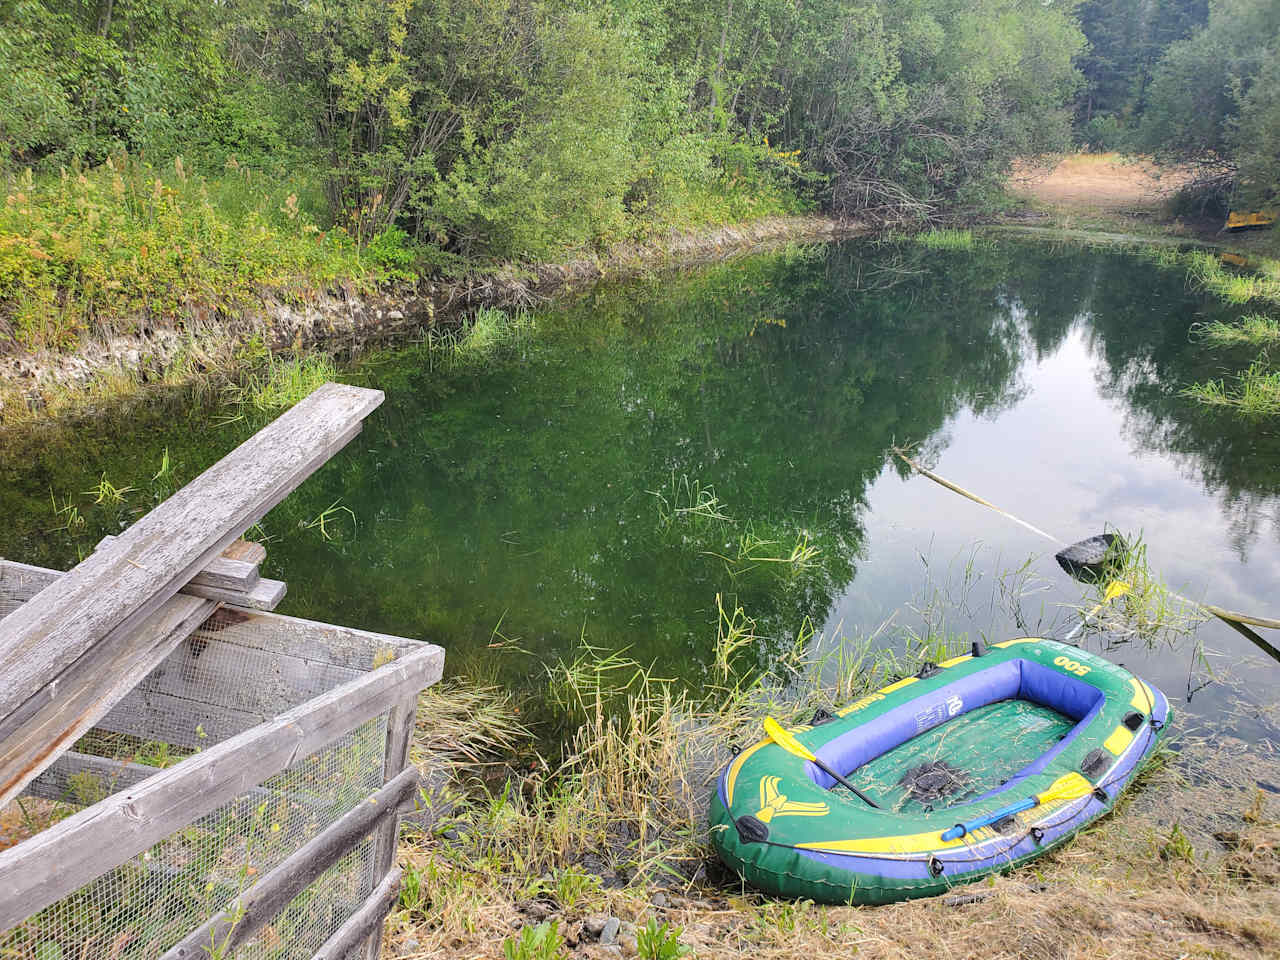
[3,238,1279,743]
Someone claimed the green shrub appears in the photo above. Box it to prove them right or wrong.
[502,921,568,960]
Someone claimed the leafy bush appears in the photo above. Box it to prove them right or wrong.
[0,156,381,351]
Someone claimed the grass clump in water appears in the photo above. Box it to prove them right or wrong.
[1072,531,1209,649]
[1191,314,1280,347]
[1182,361,1280,417]
[914,228,974,251]
[1186,251,1280,308]
[222,353,341,412]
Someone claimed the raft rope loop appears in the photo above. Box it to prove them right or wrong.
[892,447,1280,661]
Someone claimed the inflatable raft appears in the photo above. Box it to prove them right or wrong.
[710,638,1170,904]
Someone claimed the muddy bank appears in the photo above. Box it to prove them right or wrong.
[0,216,863,418]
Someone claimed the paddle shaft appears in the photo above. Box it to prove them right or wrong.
[811,755,881,810]
[763,717,880,809]
[941,796,1036,841]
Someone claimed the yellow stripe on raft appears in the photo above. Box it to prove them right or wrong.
[938,653,971,668]
[1129,677,1155,712]
[796,827,989,855]
[880,676,918,694]
[1104,725,1134,756]
[993,637,1041,648]
[725,739,769,807]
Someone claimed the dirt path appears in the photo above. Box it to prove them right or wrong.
[1009,153,1193,216]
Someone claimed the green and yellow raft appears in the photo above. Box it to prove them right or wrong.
[710,638,1170,904]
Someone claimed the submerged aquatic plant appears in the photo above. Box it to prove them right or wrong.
[648,472,735,528]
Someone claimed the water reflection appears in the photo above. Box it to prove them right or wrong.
[1,239,1277,735]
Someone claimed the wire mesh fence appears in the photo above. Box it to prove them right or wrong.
[0,582,434,960]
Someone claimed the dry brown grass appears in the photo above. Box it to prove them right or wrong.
[387,642,1280,960]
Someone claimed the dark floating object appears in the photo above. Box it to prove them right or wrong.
[1055,533,1125,583]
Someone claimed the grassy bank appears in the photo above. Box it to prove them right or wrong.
[386,617,1280,960]
[0,154,823,428]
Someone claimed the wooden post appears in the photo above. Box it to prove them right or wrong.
[0,383,383,807]
[364,689,419,959]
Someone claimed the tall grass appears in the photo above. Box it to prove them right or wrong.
[914,228,975,251]
[1182,361,1280,417]
[1186,251,1280,308]
[222,353,341,412]
[1190,314,1280,347]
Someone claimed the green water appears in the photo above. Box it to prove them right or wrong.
[2,238,1279,733]
[839,700,1075,813]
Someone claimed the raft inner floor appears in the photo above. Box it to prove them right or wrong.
[836,699,1076,813]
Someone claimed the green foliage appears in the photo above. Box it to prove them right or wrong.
[1073,0,1208,136]
[637,918,691,960]
[1138,0,1280,206]
[502,921,568,960]
[0,156,384,351]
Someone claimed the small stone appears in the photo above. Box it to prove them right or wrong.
[600,916,621,945]
[584,915,608,938]
[651,892,668,909]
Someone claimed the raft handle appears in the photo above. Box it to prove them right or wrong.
[811,708,838,726]
[1030,827,1045,844]
[928,856,945,878]
[1123,711,1144,731]
[971,639,988,658]
[916,662,941,679]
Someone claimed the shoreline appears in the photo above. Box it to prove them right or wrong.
[0,215,865,426]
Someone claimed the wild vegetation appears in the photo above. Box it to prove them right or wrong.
[0,0,1088,364]
[1073,0,1280,215]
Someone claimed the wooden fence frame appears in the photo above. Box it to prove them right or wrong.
[0,636,443,957]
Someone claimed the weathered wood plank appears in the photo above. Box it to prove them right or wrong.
[0,592,220,809]
[312,867,403,960]
[23,749,161,803]
[99,612,422,747]
[189,608,420,671]
[98,537,261,592]
[181,575,286,610]
[0,383,379,709]
[0,642,443,929]
[160,766,419,960]
[22,750,323,839]
[222,540,267,565]
[0,383,381,807]
[367,689,417,953]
